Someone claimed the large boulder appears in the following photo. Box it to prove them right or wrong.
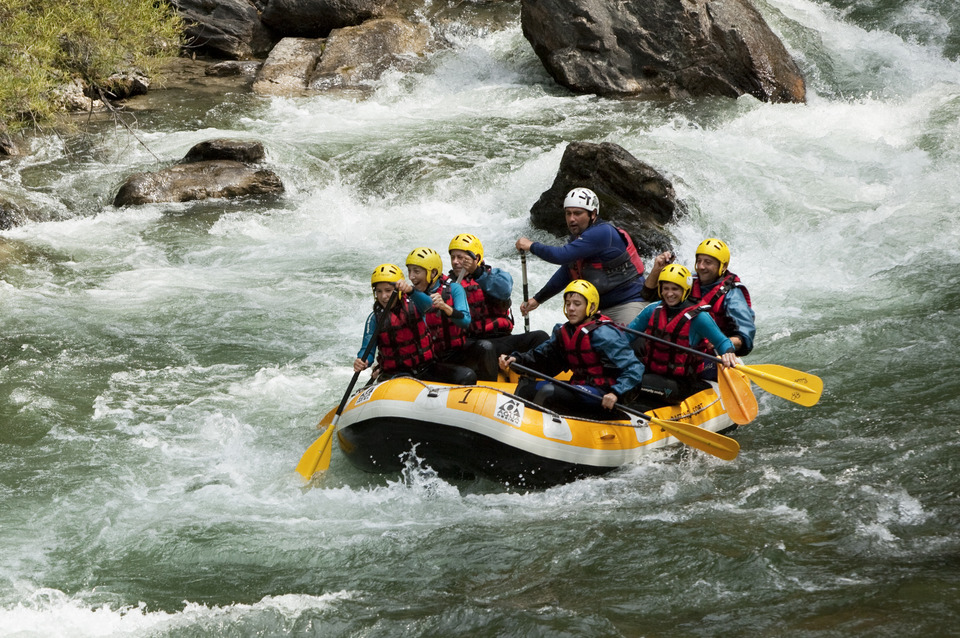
[113,139,283,206]
[260,0,387,38]
[172,0,275,59]
[521,0,806,103]
[309,17,430,90]
[529,142,680,256]
[252,37,326,95]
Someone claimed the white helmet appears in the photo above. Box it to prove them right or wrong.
[563,187,599,214]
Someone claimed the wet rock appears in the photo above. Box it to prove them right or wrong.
[0,129,21,157]
[172,0,275,59]
[529,142,680,256]
[180,139,266,164]
[206,60,263,77]
[260,0,386,38]
[309,17,430,90]
[100,73,151,101]
[521,0,806,103]
[0,197,27,230]
[53,78,107,113]
[252,37,326,95]
[114,161,284,206]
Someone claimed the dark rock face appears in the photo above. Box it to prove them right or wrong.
[0,130,20,157]
[114,139,283,207]
[260,0,387,38]
[529,142,681,256]
[0,197,27,230]
[521,0,806,103]
[173,0,275,59]
[179,139,266,164]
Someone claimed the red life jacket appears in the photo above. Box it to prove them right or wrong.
[642,302,704,379]
[690,271,752,338]
[459,265,514,337]
[422,274,467,355]
[567,221,645,294]
[557,315,621,391]
[375,296,434,373]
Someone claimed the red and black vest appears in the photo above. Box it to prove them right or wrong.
[375,296,434,373]
[567,221,645,294]
[690,271,751,338]
[642,302,704,379]
[423,274,467,355]
[460,265,514,337]
[558,315,620,391]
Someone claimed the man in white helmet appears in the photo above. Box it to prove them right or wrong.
[515,187,647,325]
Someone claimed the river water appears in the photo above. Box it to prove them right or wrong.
[1,0,959,635]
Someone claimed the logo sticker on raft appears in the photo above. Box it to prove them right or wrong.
[494,395,524,427]
[355,385,376,405]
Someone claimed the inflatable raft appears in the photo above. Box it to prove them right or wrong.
[334,376,736,487]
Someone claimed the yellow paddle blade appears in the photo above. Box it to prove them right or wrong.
[740,364,823,407]
[718,365,759,425]
[650,417,740,461]
[294,425,336,480]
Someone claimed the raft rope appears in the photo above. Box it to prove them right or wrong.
[348,376,722,429]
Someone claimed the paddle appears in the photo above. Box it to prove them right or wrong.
[509,362,739,461]
[520,250,530,333]
[295,288,400,480]
[621,325,822,407]
[717,364,759,425]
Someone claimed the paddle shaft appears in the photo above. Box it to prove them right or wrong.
[621,323,726,365]
[520,250,530,333]
[510,362,645,424]
[509,362,739,460]
[621,324,820,400]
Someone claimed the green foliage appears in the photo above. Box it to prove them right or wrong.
[0,0,182,129]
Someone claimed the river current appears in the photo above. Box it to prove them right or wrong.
[1,0,959,635]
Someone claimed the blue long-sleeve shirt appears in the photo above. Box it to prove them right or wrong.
[695,277,756,354]
[530,220,645,308]
[410,278,472,329]
[515,321,645,397]
[357,310,380,365]
[627,302,735,355]
[466,265,513,301]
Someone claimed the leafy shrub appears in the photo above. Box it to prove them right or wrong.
[0,0,182,129]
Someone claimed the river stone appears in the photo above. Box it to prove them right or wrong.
[180,139,266,164]
[529,142,679,256]
[309,17,430,90]
[0,130,20,157]
[521,0,806,103]
[0,197,27,230]
[206,60,263,77]
[113,161,284,206]
[260,0,386,38]
[253,38,326,95]
[172,0,275,59]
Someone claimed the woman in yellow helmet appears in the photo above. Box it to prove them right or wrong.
[354,264,435,380]
[498,280,645,418]
[642,238,755,363]
[628,264,739,401]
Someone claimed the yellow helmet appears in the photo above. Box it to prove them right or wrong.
[695,238,730,276]
[405,247,443,284]
[562,279,600,317]
[658,263,693,301]
[448,233,484,264]
[371,263,403,287]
